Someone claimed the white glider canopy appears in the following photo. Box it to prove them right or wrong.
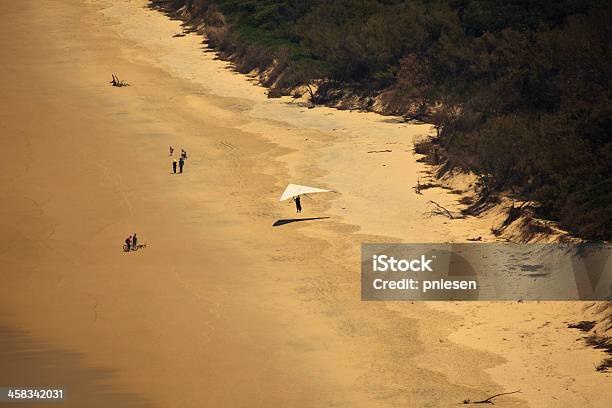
[279,184,334,201]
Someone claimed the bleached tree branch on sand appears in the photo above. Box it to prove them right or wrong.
[425,200,463,219]
[110,74,130,87]
[462,389,521,405]
[414,178,423,195]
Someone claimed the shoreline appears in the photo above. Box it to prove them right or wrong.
[0,0,609,407]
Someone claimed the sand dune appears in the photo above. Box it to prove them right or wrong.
[0,0,609,407]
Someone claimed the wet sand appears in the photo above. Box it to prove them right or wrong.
[0,1,609,407]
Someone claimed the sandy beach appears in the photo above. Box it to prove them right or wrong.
[0,1,610,407]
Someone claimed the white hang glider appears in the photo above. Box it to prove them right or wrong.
[279,184,334,201]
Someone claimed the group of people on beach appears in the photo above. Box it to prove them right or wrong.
[124,233,140,251]
[170,146,188,174]
[123,145,191,252]
[123,142,303,252]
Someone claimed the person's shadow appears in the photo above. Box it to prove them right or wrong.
[273,217,330,227]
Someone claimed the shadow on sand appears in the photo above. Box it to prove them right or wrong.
[273,217,330,227]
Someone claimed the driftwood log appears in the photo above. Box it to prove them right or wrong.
[462,390,521,405]
[414,179,423,195]
[426,200,462,219]
[110,74,130,87]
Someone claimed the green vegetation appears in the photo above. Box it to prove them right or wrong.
[152,0,611,240]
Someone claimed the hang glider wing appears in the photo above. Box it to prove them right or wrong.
[279,184,334,201]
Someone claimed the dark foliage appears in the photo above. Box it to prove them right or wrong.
[151,0,611,240]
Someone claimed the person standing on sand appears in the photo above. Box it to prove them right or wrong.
[294,195,302,213]
[125,235,132,251]
[169,146,174,156]
[132,233,138,250]
[179,156,185,173]
[172,158,177,173]
[181,149,187,160]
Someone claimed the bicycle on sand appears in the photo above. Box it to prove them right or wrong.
[123,243,147,252]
